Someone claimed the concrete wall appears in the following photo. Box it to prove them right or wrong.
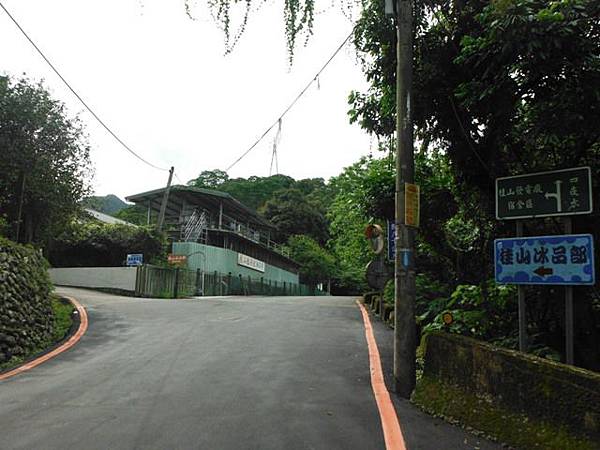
[172,242,299,285]
[49,267,138,292]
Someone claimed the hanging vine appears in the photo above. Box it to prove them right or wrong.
[184,0,360,63]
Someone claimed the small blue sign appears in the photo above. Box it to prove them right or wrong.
[387,221,396,260]
[495,234,595,285]
[126,253,143,267]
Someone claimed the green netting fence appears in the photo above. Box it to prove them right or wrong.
[135,265,327,298]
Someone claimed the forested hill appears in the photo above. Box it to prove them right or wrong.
[82,194,128,215]
[187,170,334,246]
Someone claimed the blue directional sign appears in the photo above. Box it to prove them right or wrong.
[387,220,396,260]
[495,234,595,285]
[126,253,143,266]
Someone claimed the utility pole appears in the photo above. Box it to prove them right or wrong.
[393,0,416,398]
[157,166,174,232]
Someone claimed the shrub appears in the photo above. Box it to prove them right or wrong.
[49,222,167,267]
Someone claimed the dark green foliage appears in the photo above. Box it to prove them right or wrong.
[187,169,230,189]
[188,170,332,243]
[82,194,128,215]
[350,0,600,370]
[262,189,329,244]
[0,238,54,364]
[49,222,166,268]
[51,296,75,343]
[188,171,296,211]
[421,281,517,343]
[285,235,335,287]
[113,205,149,226]
[0,76,92,247]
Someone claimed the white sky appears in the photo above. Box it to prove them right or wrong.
[0,0,374,200]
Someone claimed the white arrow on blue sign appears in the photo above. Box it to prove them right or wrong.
[495,234,595,285]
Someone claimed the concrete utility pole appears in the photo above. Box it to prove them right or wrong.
[393,0,417,398]
[157,166,174,232]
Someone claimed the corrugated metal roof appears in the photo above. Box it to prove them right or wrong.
[85,208,137,227]
[125,185,275,230]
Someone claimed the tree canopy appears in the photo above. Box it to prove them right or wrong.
[0,76,92,248]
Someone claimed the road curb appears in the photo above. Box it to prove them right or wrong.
[0,296,88,381]
[357,300,407,450]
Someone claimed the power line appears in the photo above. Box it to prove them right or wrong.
[0,1,169,172]
[226,29,354,172]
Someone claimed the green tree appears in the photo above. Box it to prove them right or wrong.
[114,205,149,226]
[262,188,329,244]
[349,0,600,368]
[187,169,230,188]
[0,76,92,248]
[285,235,335,288]
[327,156,380,294]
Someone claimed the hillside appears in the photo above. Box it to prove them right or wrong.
[82,194,128,215]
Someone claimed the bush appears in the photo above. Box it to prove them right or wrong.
[422,281,517,341]
[50,222,167,267]
[0,238,54,364]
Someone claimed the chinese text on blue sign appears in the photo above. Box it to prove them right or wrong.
[495,234,594,285]
[126,253,143,266]
[496,167,592,219]
[387,221,396,260]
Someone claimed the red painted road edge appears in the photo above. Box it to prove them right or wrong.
[0,296,88,381]
[357,300,407,450]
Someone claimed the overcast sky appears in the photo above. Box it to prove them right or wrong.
[0,0,374,200]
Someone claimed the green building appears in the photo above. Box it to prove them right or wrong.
[126,185,300,286]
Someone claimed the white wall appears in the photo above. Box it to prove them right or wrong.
[49,267,138,291]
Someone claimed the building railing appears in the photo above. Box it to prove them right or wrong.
[174,209,291,259]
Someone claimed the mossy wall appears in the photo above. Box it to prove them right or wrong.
[419,332,600,444]
[0,238,54,364]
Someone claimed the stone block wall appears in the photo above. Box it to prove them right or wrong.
[419,332,600,442]
[0,238,54,364]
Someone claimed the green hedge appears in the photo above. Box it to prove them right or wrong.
[0,238,54,364]
[50,222,166,267]
[414,332,600,448]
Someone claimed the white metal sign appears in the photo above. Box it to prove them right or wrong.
[237,253,265,273]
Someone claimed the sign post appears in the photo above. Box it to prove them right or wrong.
[564,218,574,364]
[495,167,594,365]
[516,221,527,352]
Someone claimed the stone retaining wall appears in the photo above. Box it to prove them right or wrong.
[0,239,54,364]
[417,332,600,444]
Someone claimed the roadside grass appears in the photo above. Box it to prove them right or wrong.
[51,295,75,342]
[0,295,75,372]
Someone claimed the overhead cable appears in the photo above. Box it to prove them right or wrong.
[0,1,169,172]
[226,29,354,171]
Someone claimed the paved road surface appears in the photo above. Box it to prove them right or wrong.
[0,288,501,450]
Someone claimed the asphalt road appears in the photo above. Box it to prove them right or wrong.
[0,288,501,450]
